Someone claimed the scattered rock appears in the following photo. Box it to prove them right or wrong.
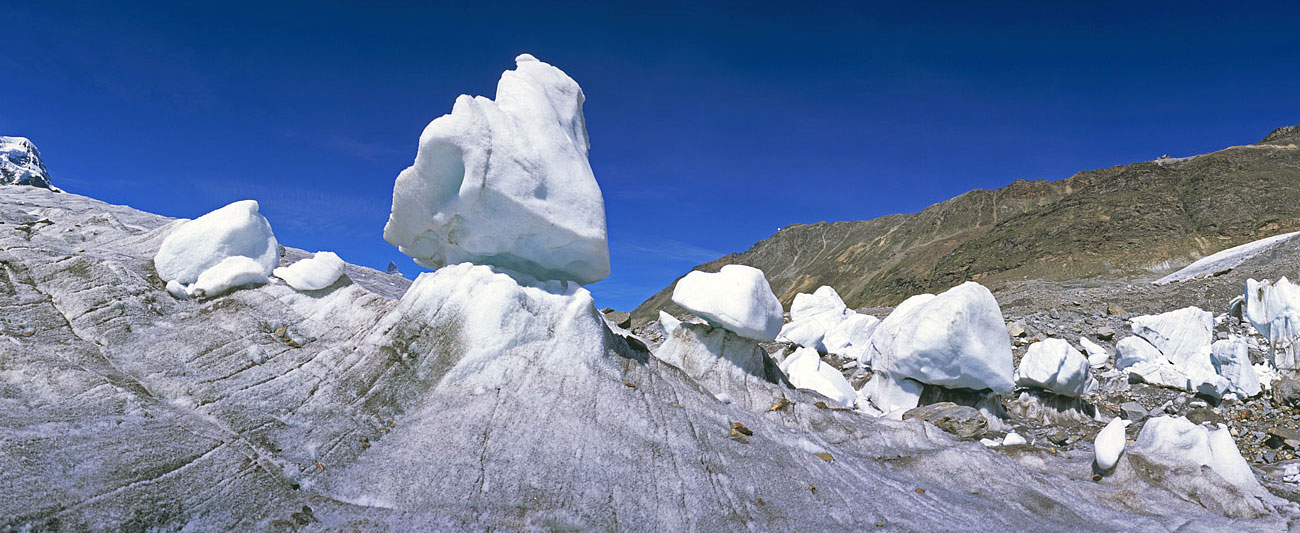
[603,310,632,329]
[1007,320,1027,338]
[902,402,989,440]
[1273,378,1300,407]
[1096,326,1116,341]
[1119,401,1148,421]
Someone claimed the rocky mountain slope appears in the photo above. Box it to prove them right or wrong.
[633,126,1300,324]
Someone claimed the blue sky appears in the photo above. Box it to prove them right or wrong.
[3,1,1299,310]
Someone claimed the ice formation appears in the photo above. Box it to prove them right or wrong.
[1244,277,1300,369]
[822,312,881,360]
[777,286,852,351]
[382,54,609,285]
[1013,338,1095,397]
[1130,306,1214,372]
[1210,337,1261,398]
[670,265,783,342]
[0,136,54,189]
[153,200,279,286]
[1094,417,1131,470]
[1133,416,1258,491]
[864,282,1014,393]
[779,347,857,408]
[1079,336,1110,367]
[653,319,787,410]
[274,251,346,291]
[373,262,610,387]
[1126,308,1230,398]
[191,256,270,297]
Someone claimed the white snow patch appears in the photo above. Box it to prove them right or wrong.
[1079,336,1110,367]
[1155,231,1300,285]
[1134,416,1258,491]
[190,256,270,297]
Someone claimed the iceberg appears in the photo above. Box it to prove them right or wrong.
[383,54,609,285]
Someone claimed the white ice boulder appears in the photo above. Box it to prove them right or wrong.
[273,251,346,291]
[1210,337,1261,398]
[1013,338,1096,397]
[670,265,783,342]
[153,200,279,285]
[1130,306,1214,372]
[822,312,880,360]
[1127,309,1230,398]
[1133,416,1258,491]
[1244,277,1300,369]
[864,282,1014,393]
[1115,336,1164,370]
[779,347,856,408]
[382,54,609,285]
[1094,417,1131,470]
[777,286,851,351]
[1079,337,1110,367]
[190,256,270,297]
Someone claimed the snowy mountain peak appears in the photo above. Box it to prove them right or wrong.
[0,136,55,189]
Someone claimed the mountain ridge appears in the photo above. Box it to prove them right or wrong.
[633,126,1300,324]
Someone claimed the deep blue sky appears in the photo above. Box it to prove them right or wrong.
[3,2,1299,310]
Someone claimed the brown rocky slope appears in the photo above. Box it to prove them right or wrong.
[633,126,1300,324]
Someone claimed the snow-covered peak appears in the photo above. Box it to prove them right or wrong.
[0,136,55,189]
